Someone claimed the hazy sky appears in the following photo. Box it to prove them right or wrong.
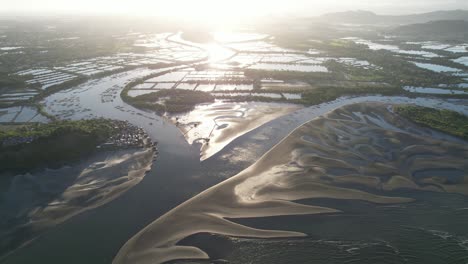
[1,0,467,18]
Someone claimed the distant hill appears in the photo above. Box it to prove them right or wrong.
[319,10,380,24]
[318,10,468,25]
[391,20,468,41]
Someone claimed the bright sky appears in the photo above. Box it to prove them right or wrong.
[2,0,467,18]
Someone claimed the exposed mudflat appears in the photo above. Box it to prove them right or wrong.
[113,103,468,264]
[170,101,301,161]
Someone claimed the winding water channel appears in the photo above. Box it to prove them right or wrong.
[3,67,468,263]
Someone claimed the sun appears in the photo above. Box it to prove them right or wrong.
[204,43,236,63]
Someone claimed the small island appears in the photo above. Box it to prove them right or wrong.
[123,89,215,114]
[1,119,157,174]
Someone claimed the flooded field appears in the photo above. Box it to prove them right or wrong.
[248,63,329,72]
[404,86,468,95]
[1,32,208,107]
[122,32,410,102]
[411,41,468,53]
[412,62,461,73]
[454,56,468,66]
[348,38,441,58]
[0,106,49,123]
[7,28,466,112]
[16,68,78,89]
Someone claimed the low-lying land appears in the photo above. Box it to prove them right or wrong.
[125,89,215,113]
[117,31,468,161]
[119,30,468,122]
[0,119,153,174]
[395,105,468,140]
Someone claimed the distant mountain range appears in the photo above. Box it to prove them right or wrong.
[318,10,468,25]
[391,20,468,41]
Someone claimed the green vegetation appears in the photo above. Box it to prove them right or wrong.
[0,20,175,109]
[273,36,463,87]
[395,105,468,140]
[0,26,136,74]
[116,27,468,114]
[128,89,215,113]
[326,43,460,86]
[245,69,335,82]
[0,73,29,90]
[300,86,401,105]
[0,119,120,174]
[0,76,88,109]
[213,93,287,103]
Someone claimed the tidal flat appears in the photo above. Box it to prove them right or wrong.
[170,101,301,160]
[114,103,468,264]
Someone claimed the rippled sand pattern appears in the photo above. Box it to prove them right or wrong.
[114,103,468,264]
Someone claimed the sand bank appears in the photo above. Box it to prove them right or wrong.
[114,103,468,264]
[171,101,301,161]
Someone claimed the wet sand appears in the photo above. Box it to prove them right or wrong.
[171,101,301,161]
[0,147,154,259]
[113,103,468,264]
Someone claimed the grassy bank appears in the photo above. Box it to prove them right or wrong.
[127,89,215,113]
[0,119,120,174]
[395,105,468,140]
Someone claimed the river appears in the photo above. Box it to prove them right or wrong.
[3,68,468,263]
